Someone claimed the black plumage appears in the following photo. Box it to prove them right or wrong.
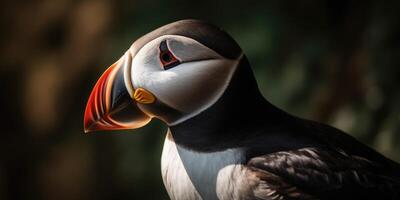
[170,44,400,199]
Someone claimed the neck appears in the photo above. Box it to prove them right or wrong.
[169,57,289,152]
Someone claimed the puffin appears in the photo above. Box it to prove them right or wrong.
[84,19,400,200]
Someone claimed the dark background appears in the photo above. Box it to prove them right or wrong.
[1,0,400,199]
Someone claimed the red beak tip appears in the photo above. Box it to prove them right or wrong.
[83,120,100,134]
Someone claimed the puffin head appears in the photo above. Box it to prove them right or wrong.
[84,19,246,133]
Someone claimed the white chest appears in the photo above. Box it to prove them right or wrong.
[161,132,248,200]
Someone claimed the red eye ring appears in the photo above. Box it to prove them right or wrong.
[159,41,180,70]
[160,51,178,66]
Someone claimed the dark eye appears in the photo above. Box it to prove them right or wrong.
[161,51,173,63]
[159,41,180,70]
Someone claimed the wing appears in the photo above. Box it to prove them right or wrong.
[245,147,400,200]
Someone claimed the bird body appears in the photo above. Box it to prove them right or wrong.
[160,69,400,199]
[163,111,400,199]
[84,19,400,199]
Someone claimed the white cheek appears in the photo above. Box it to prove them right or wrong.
[127,34,241,124]
[130,46,166,89]
[131,50,238,124]
[133,66,177,90]
[155,59,238,124]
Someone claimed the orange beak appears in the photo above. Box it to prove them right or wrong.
[84,59,151,133]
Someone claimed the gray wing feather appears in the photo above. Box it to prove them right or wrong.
[246,147,399,200]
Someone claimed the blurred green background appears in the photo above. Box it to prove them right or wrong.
[1,0,400,199]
